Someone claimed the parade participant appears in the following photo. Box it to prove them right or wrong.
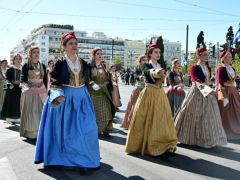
[174,47,227,148]
[0,59,8,115]
[46,60,54,90]
[1,54,22,124]
[35,32,100,171]
[167,58,185,116]
[217,50,240,140]
[47,60,54,73]
[121,55,147,129]
[110,64,122,109]
[20,47,48,139]
[125,44,177,156]
[89,48,115,136]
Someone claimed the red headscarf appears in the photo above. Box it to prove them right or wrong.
[62,32,77,45]
[219,50,230,59]
[149,44,160,50]
[197,47,207,54]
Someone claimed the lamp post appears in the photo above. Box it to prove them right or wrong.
[111,39,114,62]
[128,50,135,69]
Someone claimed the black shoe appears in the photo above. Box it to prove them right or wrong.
[79,168,93,175]
[11,122,16,125]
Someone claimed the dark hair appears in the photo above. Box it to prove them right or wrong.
[48,60,54,65]
[1,59,7,64]
[147,48,160,60]
[12,54,22,65]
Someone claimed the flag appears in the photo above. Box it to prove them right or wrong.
[233,23,240,44]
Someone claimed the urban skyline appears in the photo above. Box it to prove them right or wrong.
[0,0,240,60]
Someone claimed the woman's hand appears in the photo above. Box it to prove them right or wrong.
[158,69,166,78]
[52,96,65,107]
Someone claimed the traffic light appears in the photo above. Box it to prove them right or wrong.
[209,45,216,58]
[212,45,215,58]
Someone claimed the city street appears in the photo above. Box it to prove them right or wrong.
[0,84,240,180]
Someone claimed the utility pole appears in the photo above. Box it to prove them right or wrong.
[216,42,219,69]
[111,39,114,63]
[185,25,189,73]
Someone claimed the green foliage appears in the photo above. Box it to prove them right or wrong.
[196,31,206,48]
[184,54,197,74]
[114,56,123,71]
[156,36,167,70]
[226,26,234,45]
[232,55,240,76]
[235,42,240,58]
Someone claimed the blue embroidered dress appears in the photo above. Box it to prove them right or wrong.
[35,58,100,169]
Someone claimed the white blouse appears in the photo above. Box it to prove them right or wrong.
[226,64,235,78]
[66,56,81,74]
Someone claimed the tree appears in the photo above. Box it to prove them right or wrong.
[226,26,236,58]
[113,56,123,71]
[226,26,234,48]
[196,31,206,49]
[232,55,240,76]
[156,36,167,70]
[235,42,240,58]
[145,37,153,56]
[185,54,197,74]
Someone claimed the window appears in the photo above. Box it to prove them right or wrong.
[42,36,45,39]
[41,48,46,52]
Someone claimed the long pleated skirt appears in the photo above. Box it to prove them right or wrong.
[174,86,227,148]
[121,87,142,129]
[20,93,43,139]
[91,94,112,134]
[218,86,240,140]
[125,85,177,156]
[35,86,100,169]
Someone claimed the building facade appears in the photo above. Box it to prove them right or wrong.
[124,40,146,69]
[151,36,182,66]
[11,24,125,67]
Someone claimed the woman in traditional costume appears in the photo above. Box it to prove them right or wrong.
[110,64,122,109]
[167,59,185,116]
[174,47,227,148]
[1,54,22,124]
[0,60,8,115]
[121,55,147,129]
[217,50,240,140]
[20,47,48,139]
[89,48,115,136]
[125,44,177,156]
[35,32,100,171]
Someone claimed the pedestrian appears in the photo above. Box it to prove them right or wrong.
[1,54,22,124]
[121,55,146,129]
[89,47,115,137]
[46,60,54,90]
[35,32,100,172]
[217,50,240,140]
[174,47,227,148]
[166,58,185,116]
[125,71,130,85]
[130,72,135,86]
[125,44,177,156]
[0,59,8,117]
[20,47,48,139]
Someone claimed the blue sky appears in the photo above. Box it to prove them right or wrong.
[0,0,239,60]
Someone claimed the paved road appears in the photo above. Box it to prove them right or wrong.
[0,84,239,180]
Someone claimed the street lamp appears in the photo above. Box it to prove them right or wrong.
[128,50,135,69]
